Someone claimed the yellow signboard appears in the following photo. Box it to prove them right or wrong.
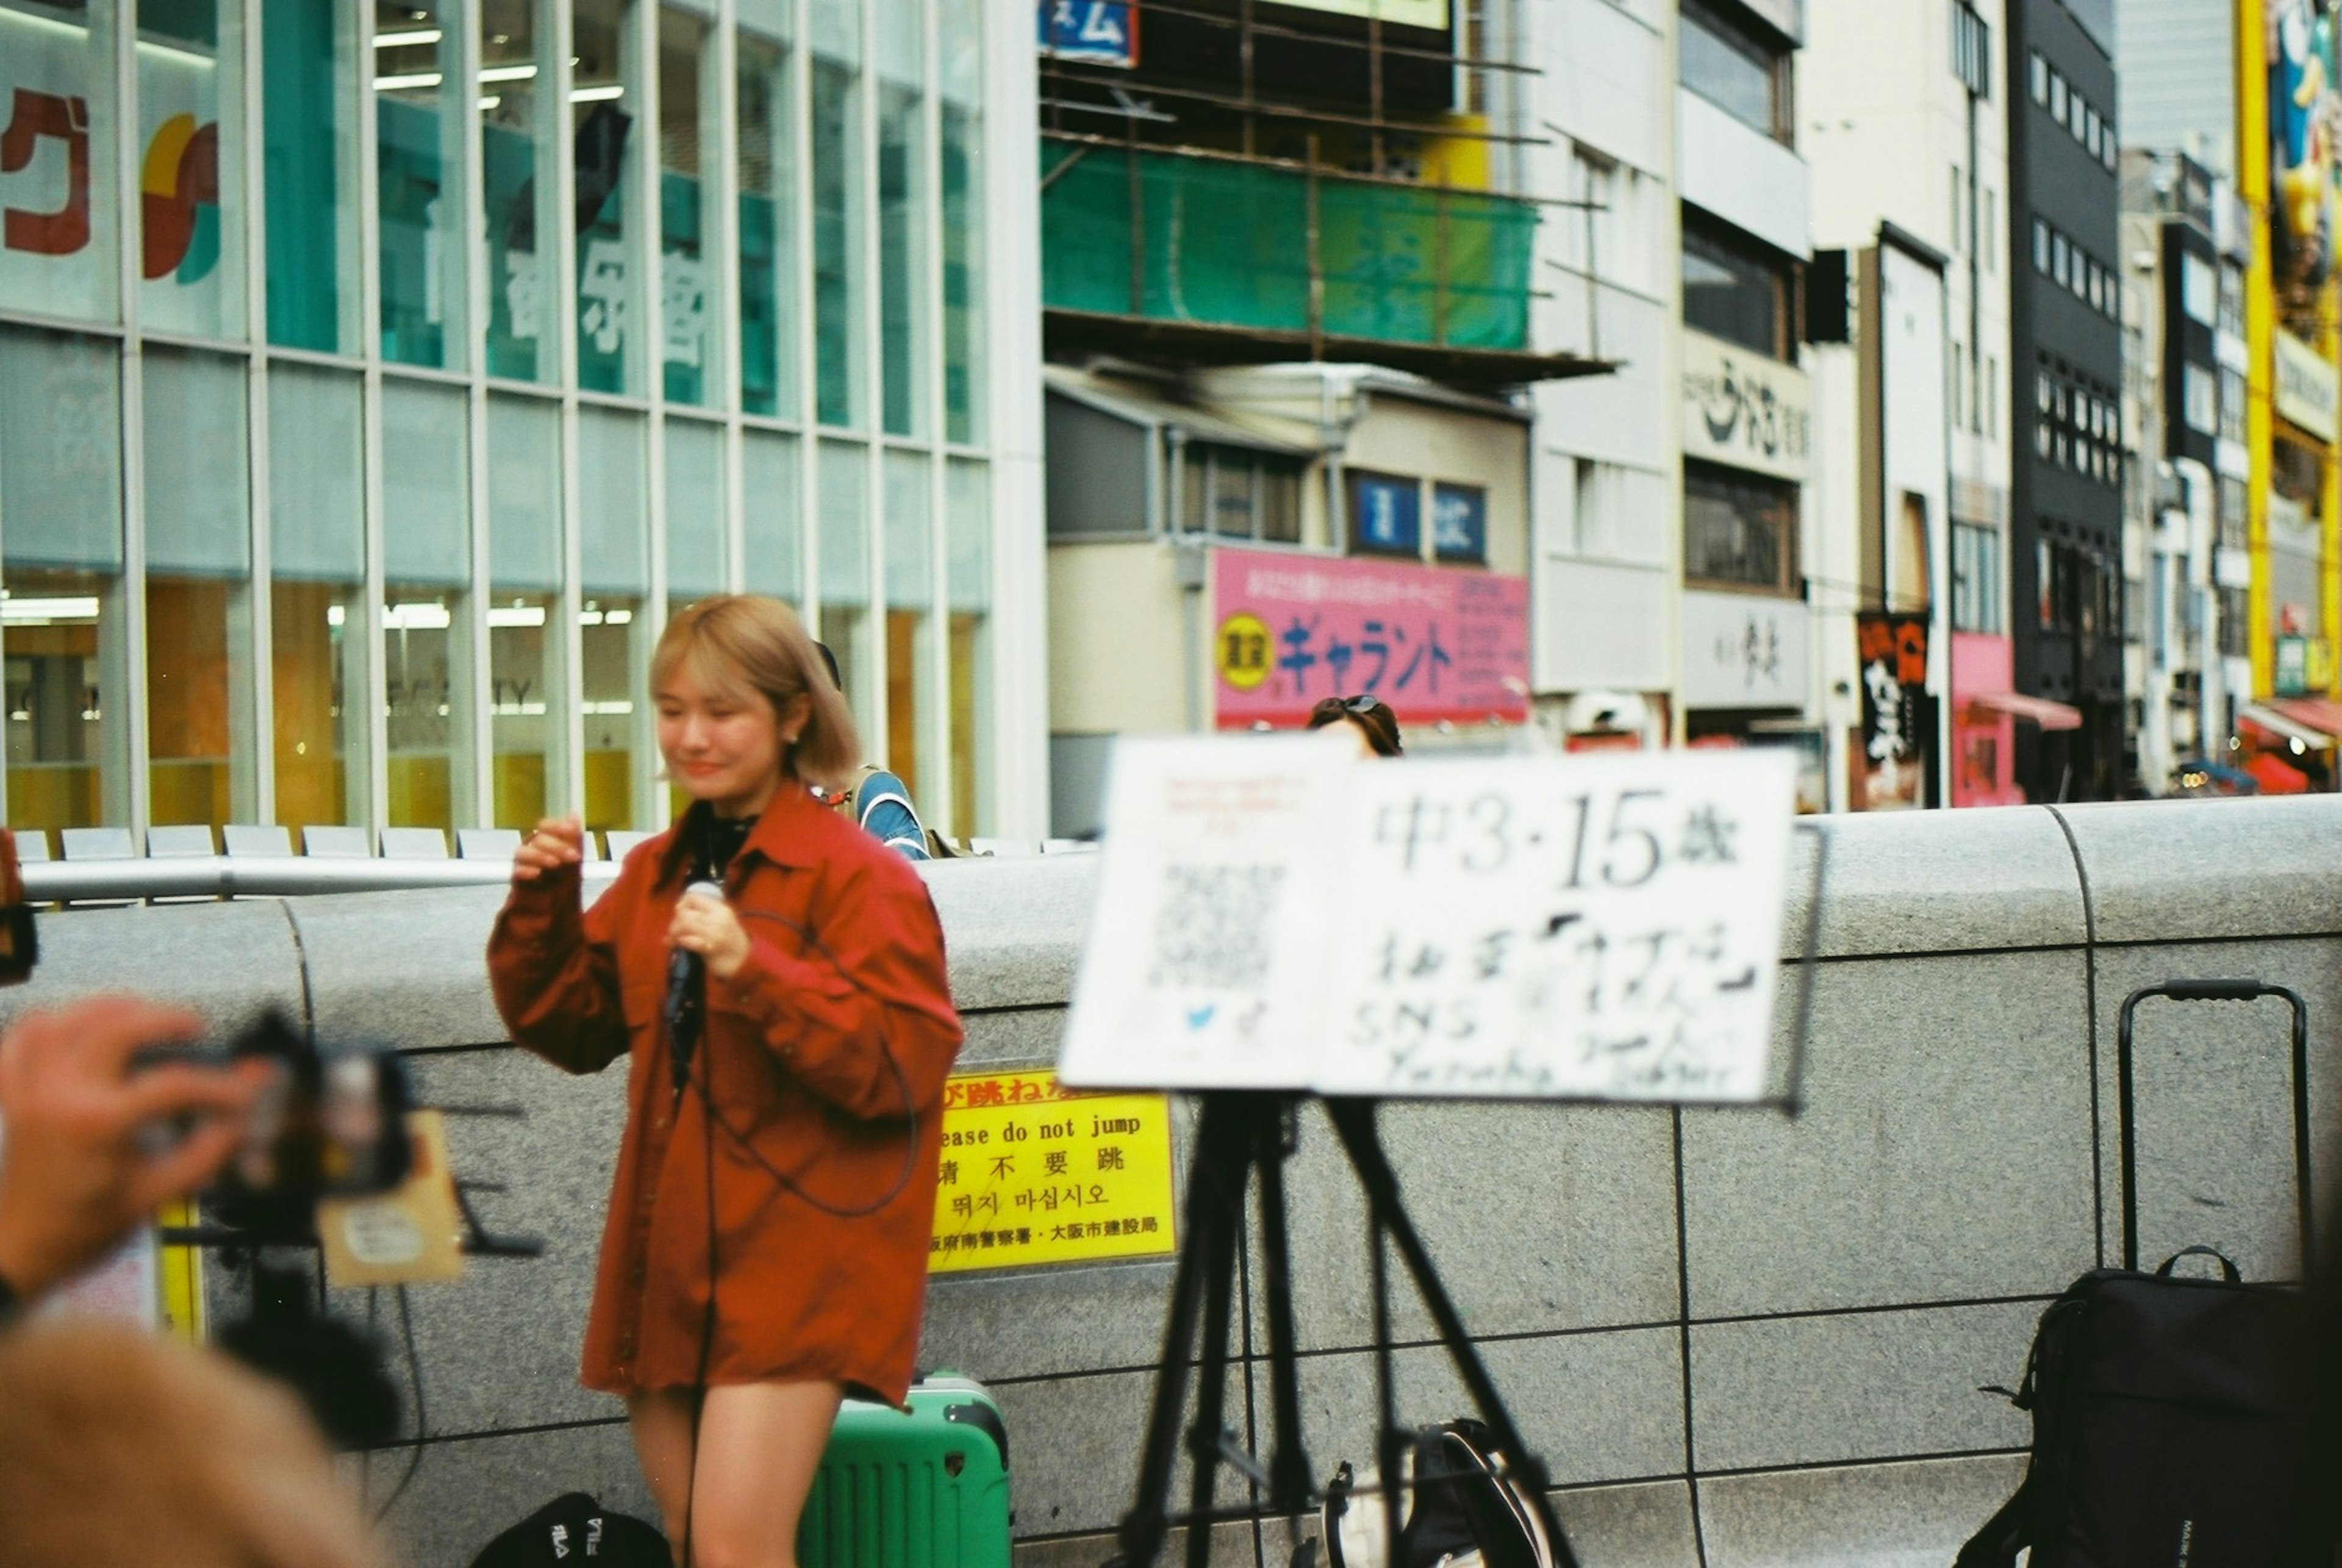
[1217,612,1273,692]
[929,1070,1176,1273]
[1270,0,1450,29]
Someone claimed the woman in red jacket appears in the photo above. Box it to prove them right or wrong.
[488,596,962,1567]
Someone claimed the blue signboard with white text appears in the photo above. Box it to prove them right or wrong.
[1432,483,1486,562]
[1349,471,1420,556]
[1039,1,1137,68]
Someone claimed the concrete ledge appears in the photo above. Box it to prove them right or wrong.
[17,795,2337,1566]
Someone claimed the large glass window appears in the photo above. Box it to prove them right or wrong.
[268,363,367,834]
[877,3,928,437]
[574,0,642,395]
[945,457,989,840]
[1,327,127,839]
[0,2,121,326]
[1682,215,1790,359]
[141,0,249,342]
[661,9,715,405]
[737,24,799,418]
[265,0,359,351]
[579,405,647,830]
[376,1,470,367]
[939,0,984,445]
[487,393,563,825]
[1684,460,1797,594]
[811,0,865,428]
[482,0,557,382]
[381,380,473,830]
[883,449,933,808]
[144,348,255,829]
[743,428,803,603]
[817,441,870,731]
[1678,0,1790,143]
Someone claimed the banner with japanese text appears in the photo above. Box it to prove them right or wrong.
[929,1070,1176,1273]
[1211,546,1530,728]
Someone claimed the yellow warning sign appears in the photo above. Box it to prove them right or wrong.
[929,1070,1177,1273]
[1216,612,1273,692]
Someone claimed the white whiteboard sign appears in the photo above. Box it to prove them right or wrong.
[1059,738,1799,1102]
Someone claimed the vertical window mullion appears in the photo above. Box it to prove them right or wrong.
[246,0,277,828]
[716,2,748,598]
[639,0,670,828]
[460,2,494,830]
[116,2,150,834]
[922,0,951,837]
[794,0,822,631]
[553,0,587,820]
[860,0,887,760]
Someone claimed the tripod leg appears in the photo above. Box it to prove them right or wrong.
[1117,1096,1246,1568]
[1325,1099,1582,1568]
[1182,1105,1252,1568]
[1252,1101,1314,1516]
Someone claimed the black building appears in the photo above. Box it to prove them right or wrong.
[2008,0,2125,801]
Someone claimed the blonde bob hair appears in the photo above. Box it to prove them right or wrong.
[651,595,860,792]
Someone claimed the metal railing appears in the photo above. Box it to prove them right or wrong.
[22,854,620,906]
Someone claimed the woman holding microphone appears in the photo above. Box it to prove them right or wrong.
[489,596,962,1567]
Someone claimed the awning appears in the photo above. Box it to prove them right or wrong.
[2267,696,2342,738]
[2247,753,2310,794]
[2238,703,2335,750]
[1964,691,2083,731]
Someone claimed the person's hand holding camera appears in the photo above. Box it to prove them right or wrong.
[0,997,269,1306]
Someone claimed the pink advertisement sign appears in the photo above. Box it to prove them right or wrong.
[1211,546,1530,727]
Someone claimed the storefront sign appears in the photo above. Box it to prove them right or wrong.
[1349,470,1422,555]
[2275,328,2338,435]
[1679,590,1809,710]
[2276,634,2311,696]
[1212,546,1530,726]
[1431,482,1486,562]
[1037,1,1138,67]
[929,1070,1175,1273]
[2271,1,2337,296]
[1682,329,1812,481]
[1858,612,1933,811]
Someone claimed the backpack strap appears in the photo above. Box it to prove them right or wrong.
[1953,1473,2035,1568]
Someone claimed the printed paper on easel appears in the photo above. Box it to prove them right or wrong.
[1314,750,1797,1101]
[1059,738,1798,1104]
[1058,733,1349,1090]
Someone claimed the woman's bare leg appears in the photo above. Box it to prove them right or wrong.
[627,1387,701,1541]
[682,1380,844,1568]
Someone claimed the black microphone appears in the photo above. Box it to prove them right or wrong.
[665,880,725,1098]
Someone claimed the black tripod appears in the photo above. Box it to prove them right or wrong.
[1109,1091,1577,1568]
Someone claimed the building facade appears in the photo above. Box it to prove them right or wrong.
[1667,0,1817,785]
[1803,0,2017,810]
[1033,0,1601,832]
[0,0,1046,851]
[2008,0,2125,800]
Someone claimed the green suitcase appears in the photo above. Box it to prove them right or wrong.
[800,1374,1012,1568]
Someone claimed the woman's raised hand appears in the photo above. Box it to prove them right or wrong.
[512,816,586,884]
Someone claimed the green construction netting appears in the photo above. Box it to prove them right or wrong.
[1041,143,1534,352]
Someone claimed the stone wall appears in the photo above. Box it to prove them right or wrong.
[5,796,2335,1568]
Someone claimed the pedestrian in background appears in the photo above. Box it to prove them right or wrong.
[813,640,937,861]
[490,595,962,1567]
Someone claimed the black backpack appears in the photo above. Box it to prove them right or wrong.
[1955,1247,2319,1568]
[468,1492,672,1568]
[1958,979,2328,1568]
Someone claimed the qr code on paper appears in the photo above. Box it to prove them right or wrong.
[1148,864,1285,990]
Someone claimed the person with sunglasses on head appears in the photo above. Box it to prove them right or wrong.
[1306,693,1404,759]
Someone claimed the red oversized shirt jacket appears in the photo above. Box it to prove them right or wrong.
[486,785,963,1405]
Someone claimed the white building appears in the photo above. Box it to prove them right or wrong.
[1802,0,2021,806]
[1527,0,1817,793]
